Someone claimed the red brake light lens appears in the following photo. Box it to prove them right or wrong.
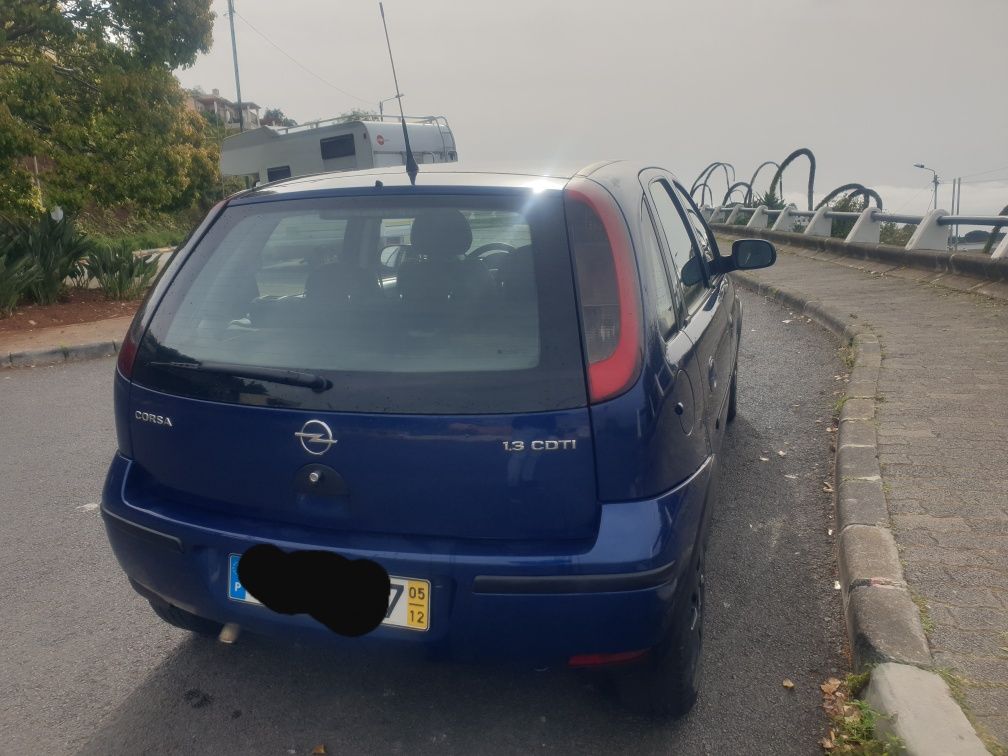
[116,315,142,378]
[565,179,643,404]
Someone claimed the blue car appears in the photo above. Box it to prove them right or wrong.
[102,161,775,715]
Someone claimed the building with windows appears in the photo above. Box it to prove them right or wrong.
[187,88,260,131]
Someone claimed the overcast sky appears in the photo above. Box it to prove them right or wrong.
[175,0,1008,215]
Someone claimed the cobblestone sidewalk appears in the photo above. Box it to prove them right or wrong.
[728,239,1008,749]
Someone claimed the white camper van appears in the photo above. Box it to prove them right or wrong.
[220,115,457,184]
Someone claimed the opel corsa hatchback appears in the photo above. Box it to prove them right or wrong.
[102,161,775,715]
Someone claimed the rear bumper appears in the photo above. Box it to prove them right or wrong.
[101,454,713,663]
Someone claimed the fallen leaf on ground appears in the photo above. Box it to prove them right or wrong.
[777,450,787,457]
[311,746,326,756]
[782,678,795,689]
[759,456,770,462]
[823,482,834,492]
[782,319,793,324]
[820,678,842,695]
[784,474,797,480]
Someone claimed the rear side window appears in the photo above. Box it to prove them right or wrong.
[132,194,587,414]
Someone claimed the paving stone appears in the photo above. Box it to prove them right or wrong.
[928,603,1008,633]
[900,545,998,570]
[933,653,1008,686]
[892,514,971,533]
[927,625,1008,658]
[964,687,1008,721]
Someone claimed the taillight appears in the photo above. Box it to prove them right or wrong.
[117,314,142,379]
[564,179,643,403]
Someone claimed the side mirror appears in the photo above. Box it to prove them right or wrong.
[731,239,776,270]
[680,256,704,287]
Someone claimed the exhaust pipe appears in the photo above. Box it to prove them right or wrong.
[218,622,241,644]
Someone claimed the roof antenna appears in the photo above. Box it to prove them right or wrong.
[379,3,418,186]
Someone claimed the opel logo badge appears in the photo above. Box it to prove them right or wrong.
[295,419,337,456]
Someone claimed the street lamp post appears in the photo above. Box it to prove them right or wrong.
[226,0,244,133]
[913,163,940,211]
[379,94,403,119]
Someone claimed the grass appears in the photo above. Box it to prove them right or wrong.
[820,672,904,754]
[910,593,935,636]
[833,395,849,418]
[840,344,856,370]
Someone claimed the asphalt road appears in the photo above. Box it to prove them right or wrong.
[0,290,847,755]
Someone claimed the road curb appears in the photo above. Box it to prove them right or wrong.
[2,340,119,369]
[731,269,988,754]
[866,663,989,755]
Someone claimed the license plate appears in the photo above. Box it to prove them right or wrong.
[227,554,430,631]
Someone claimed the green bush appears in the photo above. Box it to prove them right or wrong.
[87,242,159,300]
[77,208,194,253]
[0,244,43,316]
[0,213,94,305]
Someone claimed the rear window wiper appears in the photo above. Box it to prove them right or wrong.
[148,360,332,392]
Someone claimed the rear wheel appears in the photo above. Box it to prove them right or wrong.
[148,599,223,637]
[615,546,706,717]
[726,369,738,423]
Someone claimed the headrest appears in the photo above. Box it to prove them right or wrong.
[410,209,473,260]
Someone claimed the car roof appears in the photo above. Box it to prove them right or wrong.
[232,160,632,202]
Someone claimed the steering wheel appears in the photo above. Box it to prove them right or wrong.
[465,242,516,259]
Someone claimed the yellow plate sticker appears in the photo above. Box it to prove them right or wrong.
[405,579,429,631]
[385,577,430,631]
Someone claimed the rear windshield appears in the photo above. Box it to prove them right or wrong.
[133,193,588,414]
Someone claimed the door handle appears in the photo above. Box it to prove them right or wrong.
[708,356,717,390]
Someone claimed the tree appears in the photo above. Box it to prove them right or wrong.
[335,109,380,123]
[262,108,297,127]
[0,0,216,218]
[829,195,864,239]
[753,188,786,210]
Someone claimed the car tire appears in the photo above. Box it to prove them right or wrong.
[726,369,738,423]
[148,599,223,637]
[614,546,705,717]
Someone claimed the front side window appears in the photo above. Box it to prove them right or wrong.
[649,181,708,312]
[133,194,586,414]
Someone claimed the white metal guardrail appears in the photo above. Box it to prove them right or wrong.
[703,204,1008,259]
